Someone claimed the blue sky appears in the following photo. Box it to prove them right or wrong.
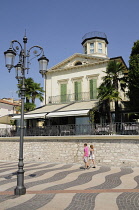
[0,0,139,106]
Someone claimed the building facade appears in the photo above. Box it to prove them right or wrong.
[42,32,127,123]
[45,31,109,105]
[12,31,127,134]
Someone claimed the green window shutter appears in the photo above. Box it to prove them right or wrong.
[74,82,78,94]
[78,81,81,101]
[90,79,93,99]
[78,81,81,93]
[61,83,67,102]
[75,81,81,101]
[75,81,78,101]
[90,79,97,99]
[93,79,97,99]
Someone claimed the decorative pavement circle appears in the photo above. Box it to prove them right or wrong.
[0,162,139,210]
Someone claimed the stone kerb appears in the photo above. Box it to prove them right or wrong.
[0,135,139,167]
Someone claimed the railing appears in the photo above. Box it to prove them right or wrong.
[48,92,95,104]
[0,122,139,137]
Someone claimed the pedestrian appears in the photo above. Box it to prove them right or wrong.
[89,145,96,168]
[83,143,90,169]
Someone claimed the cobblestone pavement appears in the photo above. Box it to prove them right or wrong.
[0,162,139,210]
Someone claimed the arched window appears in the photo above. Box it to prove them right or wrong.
[75,61,82,66]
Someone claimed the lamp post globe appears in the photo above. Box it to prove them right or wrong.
[15,62,23,80]
[4,48,16,72]
[38,55,49,77]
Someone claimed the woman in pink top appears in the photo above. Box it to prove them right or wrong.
[83,143,90,169]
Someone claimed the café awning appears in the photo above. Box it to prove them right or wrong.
[13,113,47,119]
[46,100,98,118]
[12,100,98,119]
[46,109,89,118]
[12,103,70,119]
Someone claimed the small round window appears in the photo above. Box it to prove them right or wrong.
[75,61,82,66]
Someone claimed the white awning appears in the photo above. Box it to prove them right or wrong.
[46,109,89,118]
[12,113,47,119]
[12,101,98,119]
[12,103,68,120]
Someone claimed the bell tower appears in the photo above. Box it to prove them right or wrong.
[81,31,108,58]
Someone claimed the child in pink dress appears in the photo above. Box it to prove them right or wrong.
[89,145,96,168]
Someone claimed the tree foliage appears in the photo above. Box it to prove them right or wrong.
[17,77,44,112]
[128,40,139,111]
[97,60,126,122]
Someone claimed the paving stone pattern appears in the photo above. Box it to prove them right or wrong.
[0,162,139,210]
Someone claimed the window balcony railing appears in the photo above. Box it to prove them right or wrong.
[1,122,139,137]
[48,92,96,104]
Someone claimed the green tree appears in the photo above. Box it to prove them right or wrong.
[17,77,44,111]
[128,40,139,111]
[98,78,113,123]
[97,60,126,122]
[30,82,44,104]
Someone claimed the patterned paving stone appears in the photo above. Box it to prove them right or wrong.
[45,166,110,191]
[116,192,139,210]
[0,165,71,191]
[6,164,74,192]
[0,162,17,168]
[65,193,97,210]
[65,167,132,209]
[0,162,139,210]
[0,163,57,186]
[41,193,76,210]
[94,192,120,210]
[12,167,110,209]
[0,163,46,177]
[88,167,133,189]
[0,195,11,203]
[7,194,55,210]
[134,175,139,189]
[0,166,18,174]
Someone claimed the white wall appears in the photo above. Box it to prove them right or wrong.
[45,62,107,104]
[0,103,14,128]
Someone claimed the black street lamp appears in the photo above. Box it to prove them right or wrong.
[4,34,49,195]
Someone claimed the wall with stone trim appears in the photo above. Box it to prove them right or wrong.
[0,136,139,167]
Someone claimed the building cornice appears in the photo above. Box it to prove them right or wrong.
[46,54,127,74]
[47,59,109,74]
[86,74,99,79]
[57,79,69,84]
[47,53,109,71]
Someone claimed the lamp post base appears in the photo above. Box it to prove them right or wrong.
[14,163,26,196]
[14,186,26,196]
